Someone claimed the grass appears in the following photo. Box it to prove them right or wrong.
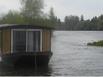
[87,40,103,47]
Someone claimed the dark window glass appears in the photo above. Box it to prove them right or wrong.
[13,30,41,53]
[13,31,26,52]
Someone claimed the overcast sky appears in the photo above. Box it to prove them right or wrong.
[0,0,103,21]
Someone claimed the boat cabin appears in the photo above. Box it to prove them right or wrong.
[0,24,53,66]
[0,24,52,55]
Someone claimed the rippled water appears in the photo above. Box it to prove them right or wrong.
[0,31,103,76]
[51,31,103,76]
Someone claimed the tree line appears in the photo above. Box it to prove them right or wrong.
[0,0,103,30]
[57,15,103,30]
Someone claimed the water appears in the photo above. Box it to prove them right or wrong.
[51,31,103,76]
[0,31,103,76]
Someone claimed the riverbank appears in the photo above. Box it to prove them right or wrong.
[87,40,103,46]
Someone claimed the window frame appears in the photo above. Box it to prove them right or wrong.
[11,29,42,53]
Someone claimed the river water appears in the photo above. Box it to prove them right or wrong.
[51,31,103,76]
[0,31,103,76]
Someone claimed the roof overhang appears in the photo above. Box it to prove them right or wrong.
[0,24,53,30]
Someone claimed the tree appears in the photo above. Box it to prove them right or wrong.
[0,10,24,24]
[97,15,103,30]
[48,8,58,26]
[20,0,57,27]
[21,0,44,18]
[49,8,57,23]
[64,15,79,30]
[90,16,98,30]
[49,8,56,20]
[81,15,84,21]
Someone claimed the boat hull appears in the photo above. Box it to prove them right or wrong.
[1,52,53,67]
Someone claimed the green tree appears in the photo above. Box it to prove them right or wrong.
[0,10,24,24]
[21,0,44,18]
[90,16,98,30]
[49,8,56,21]
[97,15,103,30]
[64,15,79,30]
[20,0,45,25]
[20,0,56,28]
[49,8,58,26]
[80,15,84,21]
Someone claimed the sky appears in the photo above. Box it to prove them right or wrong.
[0,0,103,21]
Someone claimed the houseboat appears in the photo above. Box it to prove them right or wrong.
[0,24,53,67]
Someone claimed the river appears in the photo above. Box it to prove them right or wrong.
[51,31,103,76]
[0,31,103,76]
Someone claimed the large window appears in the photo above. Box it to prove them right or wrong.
[12,30,41,53]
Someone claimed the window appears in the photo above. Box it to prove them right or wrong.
[27,31,40,52]
[12,29,41,53]
[13,31,26,52]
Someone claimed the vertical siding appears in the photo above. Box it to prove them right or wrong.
[2,29,11,54]
[42,30,51,52]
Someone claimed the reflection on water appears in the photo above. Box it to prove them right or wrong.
[0,31,103,76]
[0,63,52,76]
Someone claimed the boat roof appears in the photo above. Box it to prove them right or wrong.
[0,24,53,30]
